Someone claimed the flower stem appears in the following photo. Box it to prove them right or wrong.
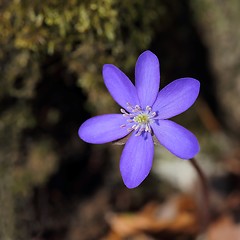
[190,157,210,231]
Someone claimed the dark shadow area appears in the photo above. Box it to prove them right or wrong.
[25,53,111,239]
[151,0,218,114]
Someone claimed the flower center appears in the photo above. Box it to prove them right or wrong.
[133,114,149,124]
[120,103,157,136]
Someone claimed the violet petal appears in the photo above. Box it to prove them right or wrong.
[79,114,128,144]
[152,120,200,159]
[152,78,200,119]
[135,50,160,108]
[120,132,154,188]
[103,64,139,109]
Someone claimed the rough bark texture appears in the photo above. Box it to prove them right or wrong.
[191,0,240,137]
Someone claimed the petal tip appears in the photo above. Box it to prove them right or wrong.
[124,181,141,189]
[185,77,201,94]
[177,138,200,160]
[102,63,114,74]
[78,123,88,143]
[141,50,157,58]
[187,143,200,160]
[122,174,146,189]
[138,51,159,69]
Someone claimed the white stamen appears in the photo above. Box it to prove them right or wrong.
[146,106,152,112]
[151,112,156,117]
[120,108,128,114]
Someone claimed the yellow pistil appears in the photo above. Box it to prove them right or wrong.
[133,114,149,124]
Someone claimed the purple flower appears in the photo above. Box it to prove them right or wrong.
[79,50,200,188]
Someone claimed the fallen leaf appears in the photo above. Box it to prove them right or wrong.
[104,195,199,239]
[207,215,240,240]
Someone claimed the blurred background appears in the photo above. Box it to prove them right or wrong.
[0,0,239,239]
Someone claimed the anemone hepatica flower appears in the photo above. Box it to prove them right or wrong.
[79,50,200,188]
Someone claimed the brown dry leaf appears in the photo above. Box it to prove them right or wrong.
[207,215,240,240]
[104,195,199,239]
